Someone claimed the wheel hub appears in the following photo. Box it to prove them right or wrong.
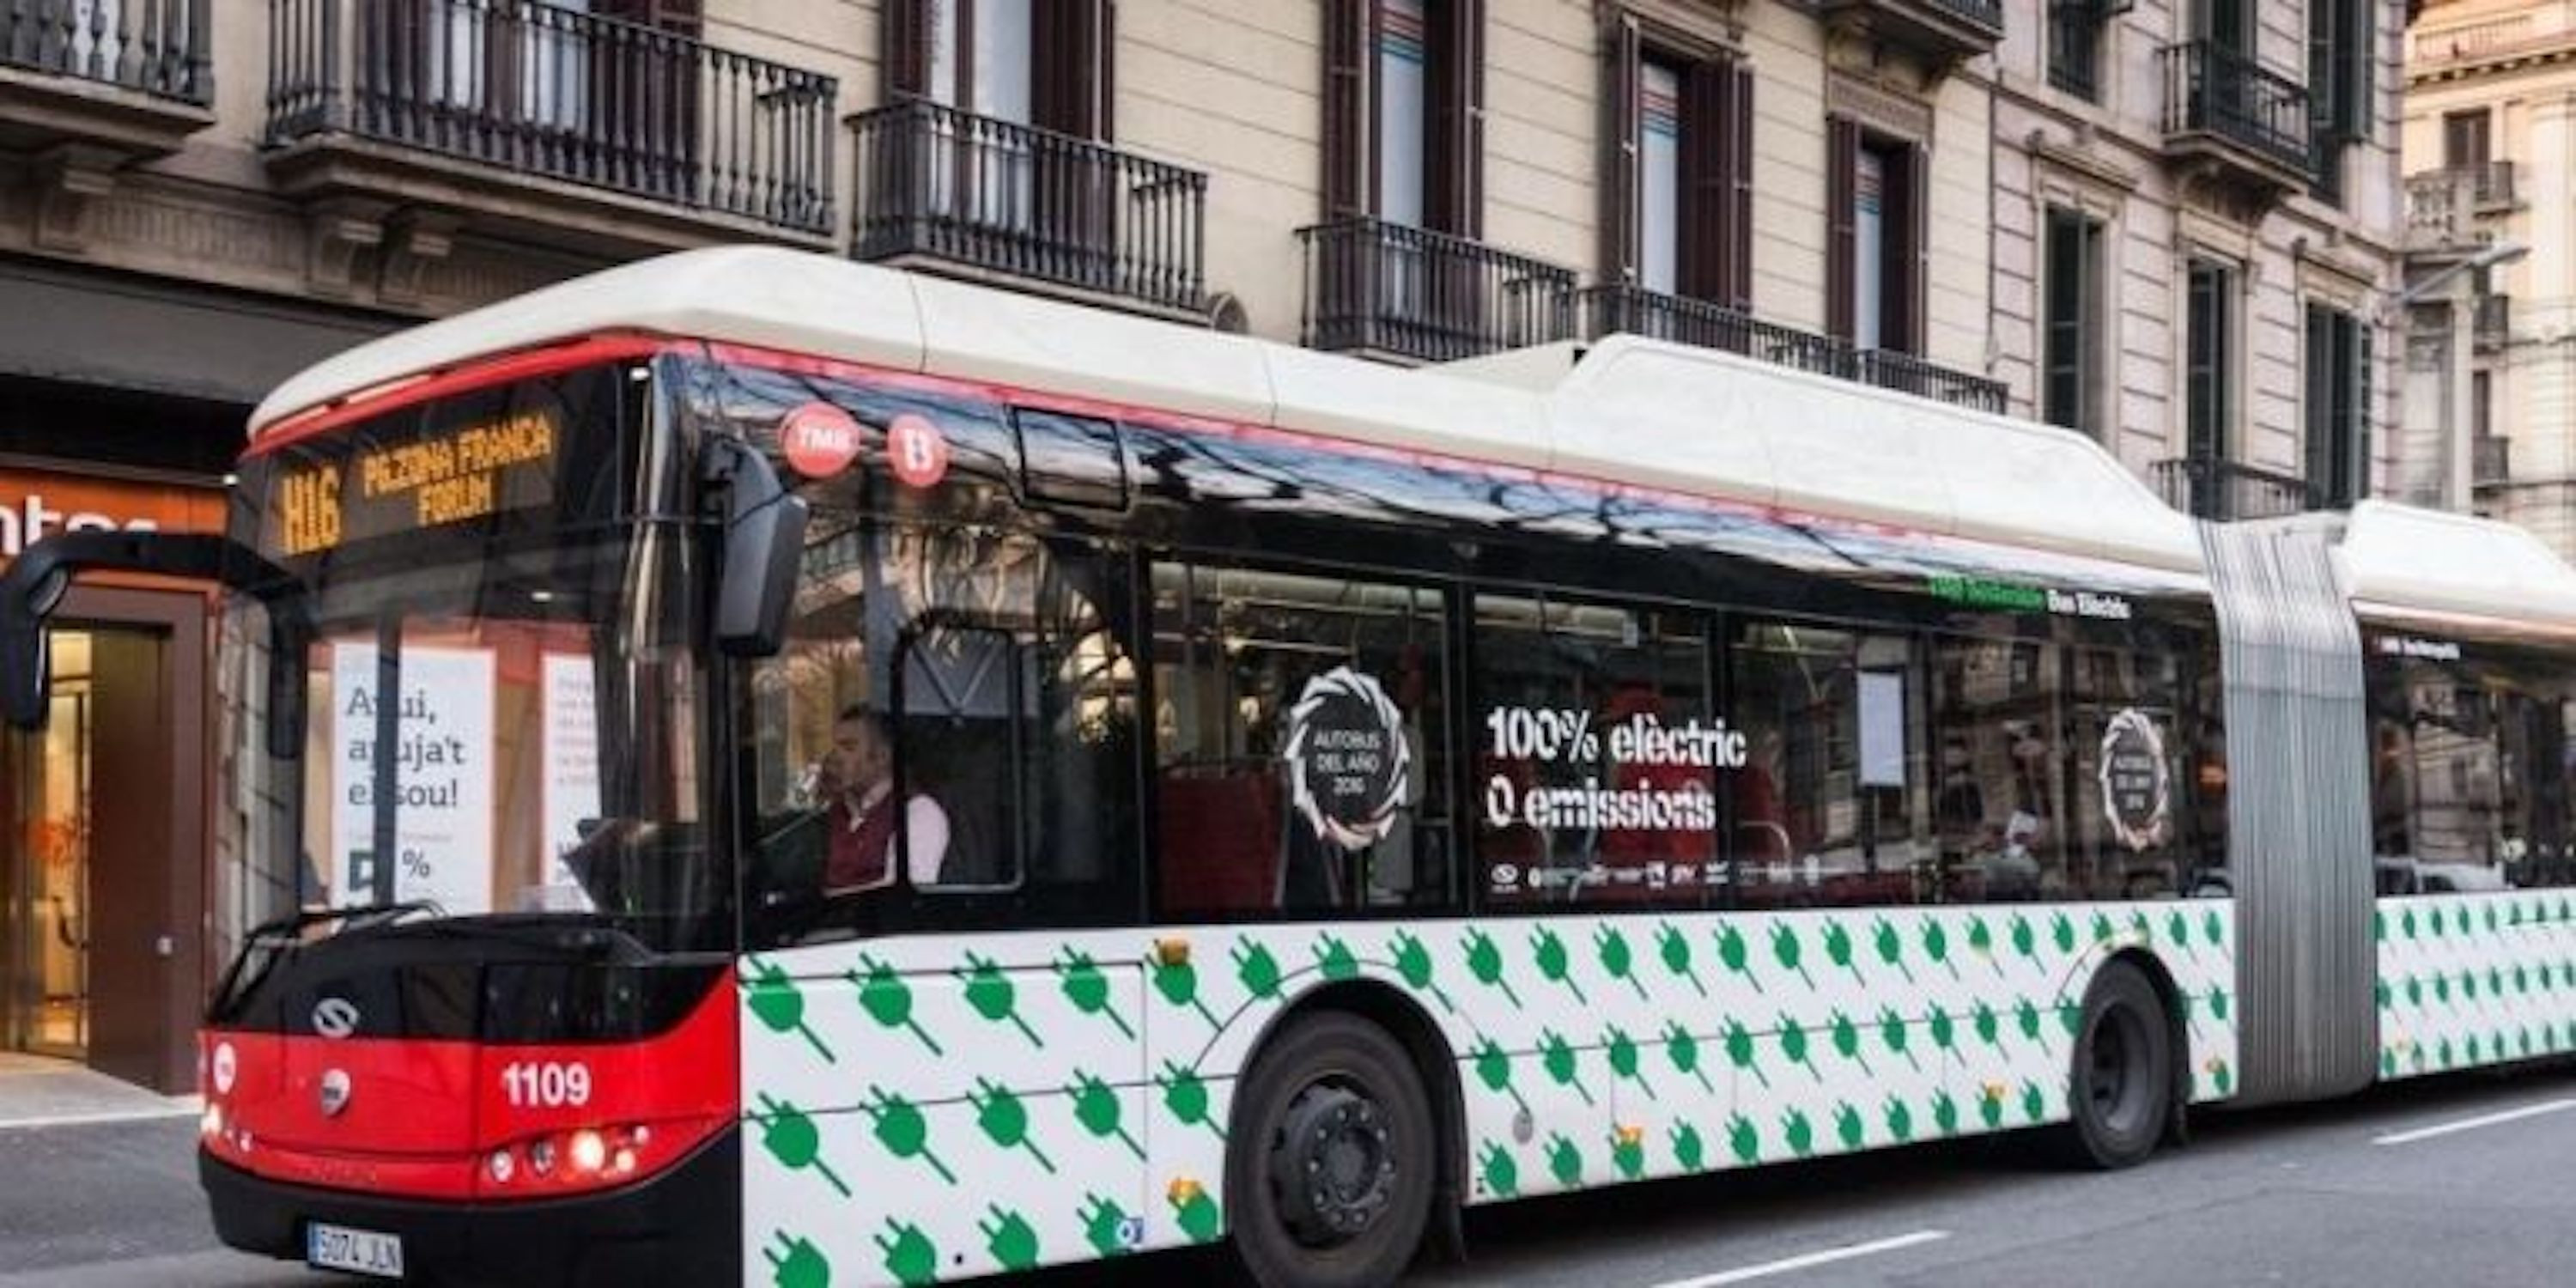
[1269,1083,1397,1247]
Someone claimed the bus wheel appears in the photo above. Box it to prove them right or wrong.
[1227,1011,1437,1288]
[2063,959,2172,1170]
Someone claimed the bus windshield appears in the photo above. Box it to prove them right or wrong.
[210,361,726,956]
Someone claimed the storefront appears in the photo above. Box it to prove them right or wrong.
[0,259,394,1092]
[0,465,228,1091]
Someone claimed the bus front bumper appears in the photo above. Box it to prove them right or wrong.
[199,1125,739,1288]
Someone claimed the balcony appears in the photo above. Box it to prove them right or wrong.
[2152,457,2321,522]
[0,0,213,184]
[1577,284,2007,414]
[1816,0,2003,70]
[264,0,836,284]
[2474,436,2510,489]
[2158,41,2312,201]
[851,99,1206,321]
[2405,164,2518,254]
[2476,293,2511,351]
[1299,217,1577,364]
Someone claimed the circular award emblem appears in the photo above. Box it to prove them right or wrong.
[2098,708,2171,852]
[886,412,951,489]
[1283,666,1413,851]
[779,402,863,479]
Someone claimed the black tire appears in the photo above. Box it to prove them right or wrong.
[1227,1012,1438,1288]
[2063,960,2173,1170]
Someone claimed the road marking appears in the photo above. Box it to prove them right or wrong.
[0,1105,197,1133]
[2372,1097,2576,1146]
[1649,1230,1951,1288]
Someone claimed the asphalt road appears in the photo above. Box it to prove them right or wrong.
[9,1067,2576,1287]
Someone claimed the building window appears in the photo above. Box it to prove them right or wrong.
[2043,207,2107,437]
[2306,304,2371,507]
[2444,108,2491,170]
[2472,368,2492,441]
[2047,0,2108,101]
[1601,17,1753,306]
[883,0,1113,138]
[2306,0,2372,204]
[2200,0,2250,53]
[2184,258,2233,461]
[1322,0,1485,235]
[1828,118,1924,354]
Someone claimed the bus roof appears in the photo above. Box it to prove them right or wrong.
[256,246,2214,575]
[2336,500,2576,632]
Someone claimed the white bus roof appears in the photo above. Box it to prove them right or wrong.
[255,245,2207,573]
[2336,500,2576,632]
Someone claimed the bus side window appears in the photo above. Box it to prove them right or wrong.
[1150,562,1452,920]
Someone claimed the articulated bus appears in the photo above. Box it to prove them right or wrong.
[9,246,2576,1288]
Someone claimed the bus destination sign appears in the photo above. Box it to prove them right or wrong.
[270,411,560,557]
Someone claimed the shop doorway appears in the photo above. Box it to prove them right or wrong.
[1,614,195,1090]
[4,629,99,1058]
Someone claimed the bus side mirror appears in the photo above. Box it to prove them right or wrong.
[702,437,808,657]
[0,568,64,728]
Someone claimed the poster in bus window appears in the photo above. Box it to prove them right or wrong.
[1284,666,1412,850]
[540,654,601,912]
[2099,708,2172,851]
[329,643,496,914]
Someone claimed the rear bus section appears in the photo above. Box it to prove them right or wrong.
[196,921,741,1286]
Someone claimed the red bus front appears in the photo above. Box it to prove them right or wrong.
[181,349,752,1285]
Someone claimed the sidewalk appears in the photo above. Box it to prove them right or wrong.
[0,1052,197,1131]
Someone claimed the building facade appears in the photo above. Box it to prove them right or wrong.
[0,0,2401,1091]
[2400,0,2576,555]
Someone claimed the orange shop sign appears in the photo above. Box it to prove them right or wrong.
[0,468,228,562]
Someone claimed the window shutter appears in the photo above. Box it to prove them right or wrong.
[1322,0,1370,219]
[1430,0,1485,237]
[883,0,930,101]
[1679,54,1723,301]
[1826,116,1858,343]
[2342,0,2373,138]
[2304,305,2331,492]
[1726,61,1755,311]
[2354,320,2372,501]
[1033,0,1112,139]
[1601,14,1640,286]
[1896,140,1928,354]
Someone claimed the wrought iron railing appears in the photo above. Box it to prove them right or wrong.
[1854,348,2009,414]
[2159,41,2311,178]
[1577,285,1842,375]
[1,0,209,102]
[2152,456,2322,522]
[1923,0,2003,31]
[1577,285,2007,414]
[266,0,835,234]
[852,98,1206,314]
[1299,216,1577,363]
[2476,293,2511,349]
[2474,436,2510,488]
[2470,160,2516,208]
[2046,0,2105,100]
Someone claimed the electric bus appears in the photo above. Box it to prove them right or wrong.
[6,245,2574,1288]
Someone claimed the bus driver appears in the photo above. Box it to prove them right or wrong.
[816,706,951,892]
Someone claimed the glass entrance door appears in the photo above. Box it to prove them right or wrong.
[4,630,96,1060]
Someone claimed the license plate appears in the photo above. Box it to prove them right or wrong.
[307,1222,405,1279]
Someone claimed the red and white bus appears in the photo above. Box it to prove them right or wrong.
[6,245,2574,1288]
